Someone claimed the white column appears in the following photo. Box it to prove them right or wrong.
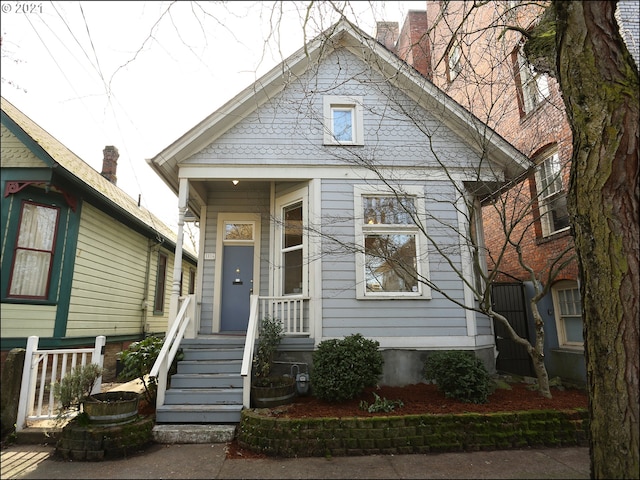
[168,177,188,329]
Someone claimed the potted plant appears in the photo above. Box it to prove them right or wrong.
[53,363,103,416]
[250,316,296,408]
[53,363,139,426]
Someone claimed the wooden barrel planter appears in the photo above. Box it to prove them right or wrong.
[83,391,139,426]
[251,376,296,408]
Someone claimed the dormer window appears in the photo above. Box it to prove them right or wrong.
[323,95,364,145]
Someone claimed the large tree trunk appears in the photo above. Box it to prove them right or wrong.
[554,1,639,478]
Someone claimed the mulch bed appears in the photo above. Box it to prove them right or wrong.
[225,382,588,459]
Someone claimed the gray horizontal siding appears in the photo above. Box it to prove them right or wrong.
[319,178,471,339]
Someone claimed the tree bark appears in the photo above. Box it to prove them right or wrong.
[554,1,639,477]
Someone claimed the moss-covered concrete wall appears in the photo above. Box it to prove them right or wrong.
[238,409,588,457]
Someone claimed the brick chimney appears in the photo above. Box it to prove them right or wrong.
[375,21,399,52]
[101,145,119,184]
[396,11,432,79]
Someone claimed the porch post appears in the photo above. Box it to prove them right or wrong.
[168,177,188,329]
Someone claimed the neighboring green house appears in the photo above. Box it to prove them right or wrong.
[0,96,198,380]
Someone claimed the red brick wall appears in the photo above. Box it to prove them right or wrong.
[411,1,579,286]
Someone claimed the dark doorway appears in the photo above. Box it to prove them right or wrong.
[491,283,535,377]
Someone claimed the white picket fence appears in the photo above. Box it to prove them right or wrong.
[16,335,106,431]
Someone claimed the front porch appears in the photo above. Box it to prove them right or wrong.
[151,294,313,424]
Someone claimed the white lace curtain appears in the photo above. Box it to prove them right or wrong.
[9,202,59,297]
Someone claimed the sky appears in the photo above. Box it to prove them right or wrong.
[1,1,426,233]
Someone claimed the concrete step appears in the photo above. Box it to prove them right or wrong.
[152,424,236,444]
[155,404,243,423]
[164,388,242,405]
[177,360,241,374]
[181,347,244,361]
[170,373,243,389]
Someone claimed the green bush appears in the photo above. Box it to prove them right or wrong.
[253,316,284,382]
[118,336,164,403]
[311,334,383,402]
[54,363,103,411]
[424,351,492,404]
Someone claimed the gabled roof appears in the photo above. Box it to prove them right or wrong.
[147,18,531,197]
[1,96,196,261]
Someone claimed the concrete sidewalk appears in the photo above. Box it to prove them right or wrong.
[1,443,589,479]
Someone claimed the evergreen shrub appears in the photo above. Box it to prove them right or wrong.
[311,334,383,402]
[424,351,492,404]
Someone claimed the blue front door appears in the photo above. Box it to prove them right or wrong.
[220,245,254,332]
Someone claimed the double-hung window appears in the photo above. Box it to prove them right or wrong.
[552,281,584,348]
[282,202,304,295]
[323,95,364,145]
[8,201,60,299]
[516,46,549,114]
[535,151,569,237]
[354,186,430,299]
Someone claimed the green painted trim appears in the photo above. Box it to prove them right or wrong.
[3,113,195,265]
[1,112,57,168]
[0,168,53,183]
[1,333,144,351]
[0,187,71,305]
[53,199,82,337]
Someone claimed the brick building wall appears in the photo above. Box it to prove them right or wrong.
[396,3,579,285]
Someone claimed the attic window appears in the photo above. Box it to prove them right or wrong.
[323,95,364,145]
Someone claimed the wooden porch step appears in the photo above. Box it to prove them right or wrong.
[155,404,243,424]
[164,388,242,405]
[181,347,244,361]
[170,373,243,389]
[176,359,242,374]
[157,337,246,425]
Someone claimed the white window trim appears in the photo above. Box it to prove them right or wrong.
[517,47,549,114]
[212,212,262,332]
[551,280,584,349]
[354,185,431,300]
[222,221,255,244]
[448,42,462,81]
[535,152,570,238]
[274,187,308,297]
[323,95,364,146]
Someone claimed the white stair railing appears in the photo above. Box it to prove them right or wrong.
[240,295,260,409]
[16,335,106,431]
[150,294,194,409]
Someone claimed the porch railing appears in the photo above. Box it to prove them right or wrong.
[16,335,106,431]
[259,296,309,335]
[150,294,195,409]
[241,295,309,408]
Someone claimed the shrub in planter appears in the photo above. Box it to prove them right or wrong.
[54,363,103,413]
[311,334,383,402]
[424,351,492,404]
[252,315,284,385]
[251,316,296,407]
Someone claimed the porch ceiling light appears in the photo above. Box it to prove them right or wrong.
[232,180,239,186]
